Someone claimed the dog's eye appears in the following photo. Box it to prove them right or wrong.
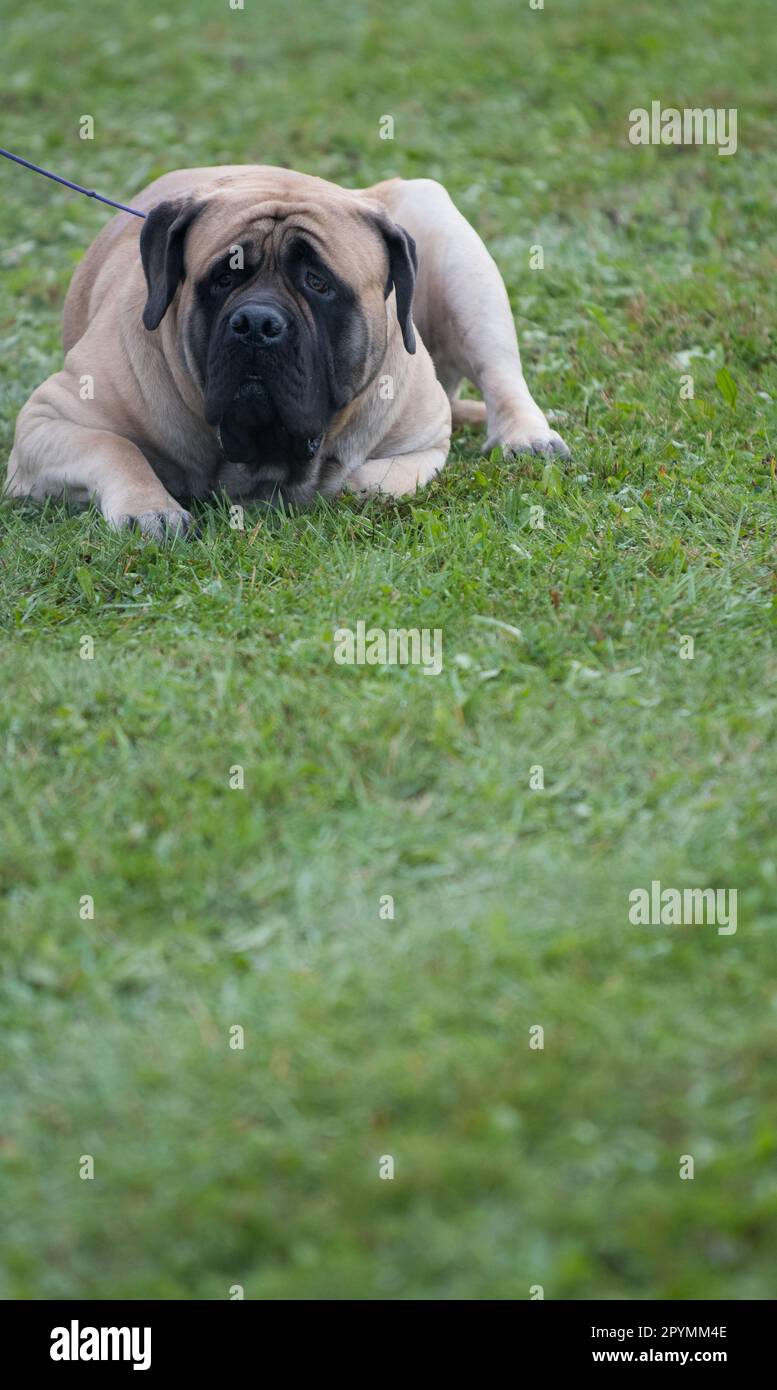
[214,271,234,290]
[305,270,330,295]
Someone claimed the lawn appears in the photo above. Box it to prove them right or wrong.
[1,0,776,1300]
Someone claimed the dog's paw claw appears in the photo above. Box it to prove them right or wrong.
[113,508,194,541]
[487,428,570,461]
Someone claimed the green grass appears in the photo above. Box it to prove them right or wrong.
[2,0,777,1299]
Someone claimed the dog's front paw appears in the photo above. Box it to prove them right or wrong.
[111,507,194,541]
[346,449,448,497]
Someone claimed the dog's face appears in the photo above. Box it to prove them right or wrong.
[139,176,417,502]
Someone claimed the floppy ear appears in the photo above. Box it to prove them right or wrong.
[371,214,418,354]
[140,198,204,330]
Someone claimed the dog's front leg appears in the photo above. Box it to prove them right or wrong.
[6,395,193,539]
[344,447,449,498]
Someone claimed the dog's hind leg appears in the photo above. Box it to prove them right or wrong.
[368,177,569,459]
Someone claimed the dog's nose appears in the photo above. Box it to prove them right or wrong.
[229,302,289,346]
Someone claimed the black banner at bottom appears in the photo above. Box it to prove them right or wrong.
[2,1298,772,1376]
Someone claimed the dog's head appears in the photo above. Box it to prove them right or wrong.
[139,172,417,502]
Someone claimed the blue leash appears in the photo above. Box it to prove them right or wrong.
[0,146,147,218]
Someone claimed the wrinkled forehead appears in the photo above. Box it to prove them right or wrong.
[186,186,385,284]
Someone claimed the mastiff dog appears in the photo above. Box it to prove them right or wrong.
[6,165,569,536]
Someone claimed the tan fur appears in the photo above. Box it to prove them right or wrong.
[451,399,488,427]
[6,165,568,533]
